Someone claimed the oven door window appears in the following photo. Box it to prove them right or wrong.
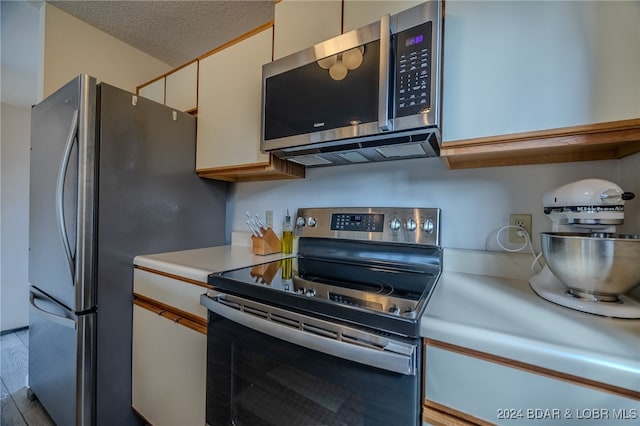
[207,314,420,426]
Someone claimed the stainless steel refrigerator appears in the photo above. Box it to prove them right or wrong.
[28,74,227,426]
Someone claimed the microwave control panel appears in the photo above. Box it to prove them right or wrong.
[395,22,432,118]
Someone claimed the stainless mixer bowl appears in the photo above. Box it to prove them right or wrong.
[540,232,640,300]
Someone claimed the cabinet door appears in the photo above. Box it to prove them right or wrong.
[165,61,198,112]
[138,78,165,104]
[196,27,273,169]
[342,0,423,33]
[442,1,640,142]
[424,344,639,425]
[273,0,342,60]
[132,305,206,426]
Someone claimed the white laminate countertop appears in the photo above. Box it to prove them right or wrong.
[422,249,640,394]
[133,244,639,394]
[133,245,289,283]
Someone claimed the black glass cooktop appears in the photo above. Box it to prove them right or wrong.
[208,256,440,337]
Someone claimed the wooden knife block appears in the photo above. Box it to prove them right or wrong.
[251,228,282,255]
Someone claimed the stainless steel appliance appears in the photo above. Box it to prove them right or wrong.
[529,179,640,318]
[28,75,227,426]
[261,1,443,167]
[201,207,442,425]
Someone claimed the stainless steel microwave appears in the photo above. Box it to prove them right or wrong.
[261,1,443,167]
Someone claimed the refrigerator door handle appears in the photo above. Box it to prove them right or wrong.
[56,109,78,283]
[29,292,77,330]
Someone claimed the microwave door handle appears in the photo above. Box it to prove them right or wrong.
[56,109,79,282]
[378,13,393,132]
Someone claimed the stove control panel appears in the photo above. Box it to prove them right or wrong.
[330,213,384,232]
[296,207,441,246]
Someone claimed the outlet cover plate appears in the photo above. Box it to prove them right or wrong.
[509,214,532,243]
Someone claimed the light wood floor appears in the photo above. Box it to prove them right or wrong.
[1,328,55,426]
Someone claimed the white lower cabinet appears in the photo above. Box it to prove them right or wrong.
[423,343,638,425]
[132,305,206,426]
[132,268,209,426]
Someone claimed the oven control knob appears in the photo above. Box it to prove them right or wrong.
[297,288,305,295]
[389,218,401,231]
[388,305,400,315]
[306,217,317,227]
[296,216,306,227]
[305,289,316,297]
[421,218,434,233]
[405,219,417,231]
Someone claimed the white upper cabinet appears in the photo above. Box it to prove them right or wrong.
[442,0,640,142]
[138,77,164,104]
[138,61,198,112]
[342,0,423,33]
[196,26,273,170]
[165,61,198,112]
[273,0,342,60]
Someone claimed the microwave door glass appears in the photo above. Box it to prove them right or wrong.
[264,40,381,141]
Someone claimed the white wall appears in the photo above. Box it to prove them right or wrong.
[1,104,32,331]
[0,2,175,332]
[621,153,640,235]
[42,3,172,99]
[227,155,639,253]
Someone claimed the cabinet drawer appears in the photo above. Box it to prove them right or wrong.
[133,268,209,319]
[424,343,639,425]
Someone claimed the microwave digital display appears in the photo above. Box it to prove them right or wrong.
[405,34,424,47]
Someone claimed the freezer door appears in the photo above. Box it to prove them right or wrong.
[29,75,97,312]
[28,287,95,426]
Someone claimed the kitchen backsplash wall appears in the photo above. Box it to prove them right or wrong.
[621,153,640,234]
[227,153,640,252]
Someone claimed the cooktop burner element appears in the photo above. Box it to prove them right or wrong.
[209,207,442,337]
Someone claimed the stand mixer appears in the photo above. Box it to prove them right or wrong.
[529,178,640,318]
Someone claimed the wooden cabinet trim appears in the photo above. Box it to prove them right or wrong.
[425,339,640,401]
[441,118,640,169]
[198,21,274,60]
[423,400,494,426]
[134,264,210,289]
[197,155,305,182]
[133,293,207,335]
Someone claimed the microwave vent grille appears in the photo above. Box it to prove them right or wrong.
[278,129,440,168]
[376,143,426,159]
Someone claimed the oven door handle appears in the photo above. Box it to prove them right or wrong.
[201,293,417,376]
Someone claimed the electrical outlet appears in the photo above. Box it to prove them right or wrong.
[509,214,532,243]
[265,210,274,228]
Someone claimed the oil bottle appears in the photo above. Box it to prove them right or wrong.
[281,210,293,254]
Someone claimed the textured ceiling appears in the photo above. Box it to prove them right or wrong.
[48,0,275,67]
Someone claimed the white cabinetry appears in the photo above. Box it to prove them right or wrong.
[132,268,208,426]
[196,26,273,170]
[137,60,198,113]
[442,0,640,142]
[165,60,198,112]
[423,342,639,425]
[342,0,422,33]
[273,0,342,60]
[138,78,164,104]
